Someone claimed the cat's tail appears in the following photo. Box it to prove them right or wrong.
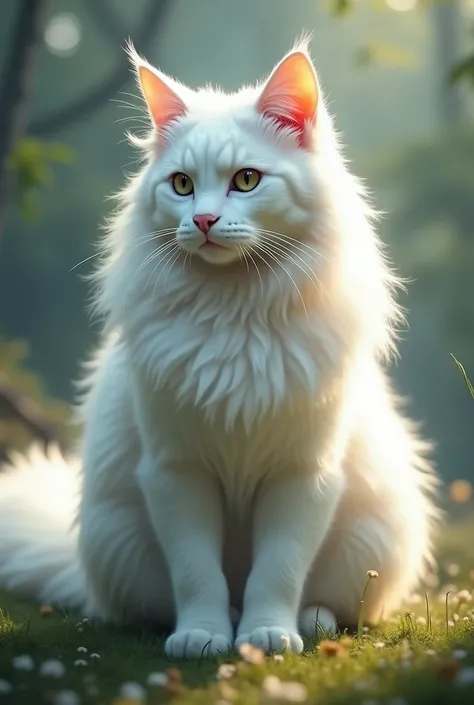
[0,444,88,611]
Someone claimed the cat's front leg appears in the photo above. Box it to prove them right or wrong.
[236,468,344,654]
[137,456,233,658]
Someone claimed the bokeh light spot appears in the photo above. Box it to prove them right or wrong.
[44,13,82,57]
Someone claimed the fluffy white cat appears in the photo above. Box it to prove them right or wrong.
[0,41,439,658]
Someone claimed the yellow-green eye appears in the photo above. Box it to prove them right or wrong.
[172,172,194,196]
[232,168,261,193]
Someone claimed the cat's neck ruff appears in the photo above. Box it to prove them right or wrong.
[119,248,346,431]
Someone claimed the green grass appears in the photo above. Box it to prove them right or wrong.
[1,518,474,704]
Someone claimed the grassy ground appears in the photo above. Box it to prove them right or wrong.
[1,516,474,705]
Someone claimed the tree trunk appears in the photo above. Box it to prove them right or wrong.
[430,0,463,125]
[0,0,47,243]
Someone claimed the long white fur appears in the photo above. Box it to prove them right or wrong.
[0,41,439,658]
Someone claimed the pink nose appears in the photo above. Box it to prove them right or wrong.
[193,213,220,234]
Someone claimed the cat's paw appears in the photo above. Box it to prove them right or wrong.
[165,629,232,659]
[235,627,304,654]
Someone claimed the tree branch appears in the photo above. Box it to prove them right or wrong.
[0,375,59,451]
[0,0,47,237]
[29,0,171,137]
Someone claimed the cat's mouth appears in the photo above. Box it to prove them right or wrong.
[199,239,227,250]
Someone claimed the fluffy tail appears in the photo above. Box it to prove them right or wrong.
[0,444,87,611]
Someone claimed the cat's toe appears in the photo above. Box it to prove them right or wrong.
[235,627,304,654]
[165,629,232,659]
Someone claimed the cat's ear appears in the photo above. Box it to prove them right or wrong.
[127,43,187,129]
[257,49,319,145]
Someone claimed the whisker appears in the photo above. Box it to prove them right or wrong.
[255,228,329,264]
[163,249,183,293]
[152,245,181,295]
[238,245,250,274]
[256,235,320,290]
[144,242,180,290]
[139,240,178,279]
[249,246,283,295]
[253,242,308,317]
[69,229,177,273]
[182,251,190,273]
[244,248,264,297]
[254,228,329,263]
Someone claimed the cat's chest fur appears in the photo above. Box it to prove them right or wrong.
[128,285,333,428]
[125,275,345,490]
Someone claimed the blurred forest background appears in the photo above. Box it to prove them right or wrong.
[0,0,473,496]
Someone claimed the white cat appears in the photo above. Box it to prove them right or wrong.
[0,41,439,658]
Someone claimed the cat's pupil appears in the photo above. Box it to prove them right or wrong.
[181,176,187,189]
[244,171,251,185]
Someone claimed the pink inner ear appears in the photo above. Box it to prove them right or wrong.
[138,65,187,128]
[257,52,319,141]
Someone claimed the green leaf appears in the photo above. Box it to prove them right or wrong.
[330,0,354,16]
[449,53,474,87]
[355,41,417,69]
[6,138,76,222]
[450,354,474,400]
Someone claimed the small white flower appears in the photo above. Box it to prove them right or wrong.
[53,690,81,705]
[262,675,307,702]
[90,653,100,660]
[146,672,168,687]
[453,649,468,660]
[456,666,474,686]
[447,620,455,628]
[119,682,146,700]
[0,680,13,695]
[363,626,370,633]
[456,589,472,604]
[12,655,34,671]
[217,664,237,679]
[273,654,284,662]
[280,634,290,650]
[39,659,66,678]
[447,563,460,577]
[77,647,87,653]
[373,642,385,649]
[74,659,87,667]
[425,649,437,656]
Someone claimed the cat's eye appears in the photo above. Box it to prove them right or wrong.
[231,169,261,193]
[171,172,194,196]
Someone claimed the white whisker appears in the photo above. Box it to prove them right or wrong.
[255,228,329,264]
[245,248,265,298]
[257,235,320,291]
[253,242,308,317]
[249,246,283,295]
[141,240,178,281]
[152,245,181,295]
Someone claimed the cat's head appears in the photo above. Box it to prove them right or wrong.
[128,40,335,268]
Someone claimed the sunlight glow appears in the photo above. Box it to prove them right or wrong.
[385,0,416,11]
[44,13,82,56]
